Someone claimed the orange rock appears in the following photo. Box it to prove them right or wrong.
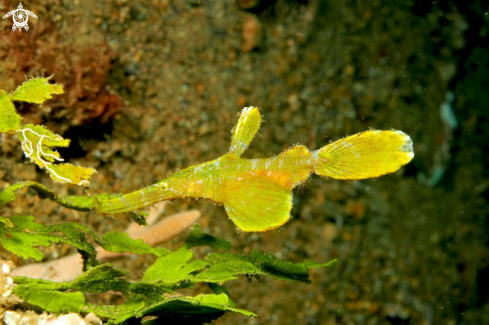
[241,14,262,53]
[238,95,247,107]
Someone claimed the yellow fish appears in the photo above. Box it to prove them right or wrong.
[96,107,414,232]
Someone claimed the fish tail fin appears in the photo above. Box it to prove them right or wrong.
[313,130,414,180]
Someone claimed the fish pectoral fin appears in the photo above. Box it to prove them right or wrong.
[229,107,262,157]
[223,178,292,233]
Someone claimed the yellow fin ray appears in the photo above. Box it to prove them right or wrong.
[314,130,414,180]
[223,177,292,233]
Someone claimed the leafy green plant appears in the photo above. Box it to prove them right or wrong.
[10,223,335,324]
[0,78,336,324]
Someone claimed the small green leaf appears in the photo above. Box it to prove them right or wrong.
[251,249,310,283]
[101,231,168,256]
[9,77,64,105]
[0,231,55,261]
[0,89,21,133]
[134,293,256,323]
[49,223,98,267]
[131,248,210,297]
[130,211,148,226]
[13,277,65,287]
[0,217,13,227]
[184,224,231,251]
[13,267,132,316]
[6,214,49,232]
[54,221,103,243]
[208,283,235,306]
[86,295,147,323]
[194,253,256,283]
[0,216,98,263]
[129,281,179,298]
[195,249,320,284]
[69,264,130,294]
[0,216,61,261]
[0,188,17,208]
[13,283,85,314]
[142,248,208,282]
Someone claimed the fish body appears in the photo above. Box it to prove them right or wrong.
[96,107,414,232]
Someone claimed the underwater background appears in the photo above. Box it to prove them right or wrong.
[1,0,488,324]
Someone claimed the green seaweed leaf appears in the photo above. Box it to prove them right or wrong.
[0,215,170,265]
[13,282,85,314]
[86,295,147,323]
[184,224,231,251]
[194,253,255,283]
[0,216,65,261]
[9,77,64,105]
[250,249,310,282]
[129,211,148,226]
[13,267,254,324]
[10,223,335,323]
[131,248,209,297]
[194,250,323,284]
[101,231,169,256]
[142,248,209,283]
[69,264,130,294]
[13,264,131,314]
[0,89,21,133]
[0,188,17,208]
[133,293,255,324]
[87,293,254,325]
[0,215,99,267]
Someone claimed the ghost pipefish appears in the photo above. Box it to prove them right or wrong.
[95,107,414,232]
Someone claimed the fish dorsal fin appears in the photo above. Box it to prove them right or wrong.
[223,175,292,232]
[229,107,261,157]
